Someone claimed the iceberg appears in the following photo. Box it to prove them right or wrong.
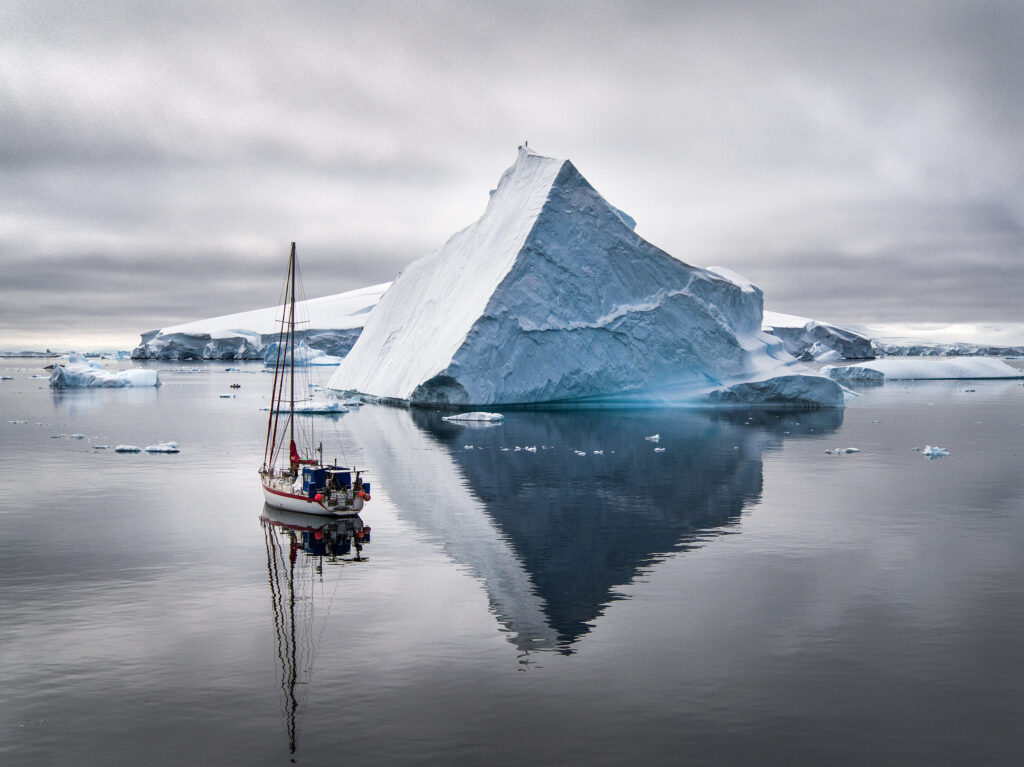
[48,355,162,388]
[261,339,344,367]
[329,148,842,409]
[760,309,875,360]
[133,283,389,360]
[823,358,1023,382]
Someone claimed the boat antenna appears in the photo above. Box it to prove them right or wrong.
[289,242,296,456]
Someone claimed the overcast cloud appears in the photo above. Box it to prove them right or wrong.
[2,0,1022,349]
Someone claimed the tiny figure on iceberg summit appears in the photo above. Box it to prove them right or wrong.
[328,146,842,410]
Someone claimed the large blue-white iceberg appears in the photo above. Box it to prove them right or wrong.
[328,148,843,408]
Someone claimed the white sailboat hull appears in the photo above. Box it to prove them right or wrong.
[261,479,365,516]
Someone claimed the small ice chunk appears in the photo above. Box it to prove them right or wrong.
[219,394,235,398]
[93,445,109,449]
[574,450,587,456]
[442,412,504,422]
[525,446,537,452]
[115,445,142,453]
[654,447,666,453]
[826,447,860,454]
[144,442,180,453]
[464,445,474,450]
[922,445,950,458]
[645,434,660,442]
[0,375,14,380]
[70,434,85,439]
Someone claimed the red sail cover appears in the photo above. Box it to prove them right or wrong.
[290,440,315,465]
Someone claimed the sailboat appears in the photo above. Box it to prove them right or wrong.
[259,243,371,515]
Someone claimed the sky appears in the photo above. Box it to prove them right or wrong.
[2,0,1023,350]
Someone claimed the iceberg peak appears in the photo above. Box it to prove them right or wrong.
[329,149,842,409]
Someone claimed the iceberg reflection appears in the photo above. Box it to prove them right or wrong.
[352,405,842,653]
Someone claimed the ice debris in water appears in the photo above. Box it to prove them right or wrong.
[442,412,505,422]
[826,447,861,454]
[145,442,180,453]
[645,434,660,442]
[93,445,108,449]
[115,445,142,453]
[70,434,85,439]
[654,447,666,453]
[464,445,474,450]
[922,445,950,458]
[574,450,587,456]
[592,450,603,455]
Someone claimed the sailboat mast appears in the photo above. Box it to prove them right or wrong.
[289,242,296,451]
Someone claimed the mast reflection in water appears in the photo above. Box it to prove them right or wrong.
[354,405,841,655]
[260,506,370,756]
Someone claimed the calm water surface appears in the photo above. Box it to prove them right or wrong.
[1,361,1022,765]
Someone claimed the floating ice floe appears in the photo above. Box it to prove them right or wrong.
[574,450,587,456]
[219,394,236,398]
[826,447,861,454]
[144,442,180,453]
[93,445,108,449]
[0,375,13,380]
[442,412,505,422]
[263,400,347,414]
[823,357,1023,382]
[654,447,666,453]
[70,434,85,439]
[48,355,161,388]
[922,445,950,458]
[115,445,142,453]
[645,434,660,442]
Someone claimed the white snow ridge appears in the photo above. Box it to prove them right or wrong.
[329,147,843,408]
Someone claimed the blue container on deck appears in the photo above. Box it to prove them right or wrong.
[302,467,327,494]
[327,469,351,488]
[363,482,370,494]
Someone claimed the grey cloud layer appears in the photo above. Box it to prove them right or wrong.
[2,0,1022,346]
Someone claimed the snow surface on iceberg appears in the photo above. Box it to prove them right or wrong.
[329,148,842,408]
[49,355,161,388]
[760,309,875,360]
[133,283,389,360]
[823,357,1023,381]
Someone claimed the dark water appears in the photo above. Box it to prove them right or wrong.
[2,361,1023,765]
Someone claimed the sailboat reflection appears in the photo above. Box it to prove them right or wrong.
[347,405,841,655]
[260,505,370,756]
